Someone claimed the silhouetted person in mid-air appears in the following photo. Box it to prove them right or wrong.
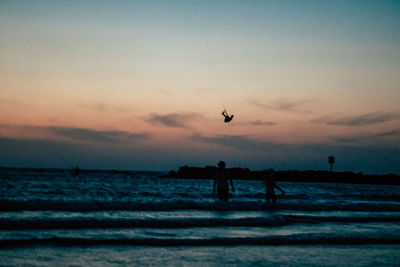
[221,110,234,123]
[264,169,284,203]
[213,161,235,201]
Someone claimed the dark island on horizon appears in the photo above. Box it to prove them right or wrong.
[165,165,400,185]
[1,165,399,185]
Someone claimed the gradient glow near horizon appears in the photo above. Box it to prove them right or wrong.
[1,1,399,173]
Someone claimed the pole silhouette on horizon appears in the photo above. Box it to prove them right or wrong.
[328,156,335,173]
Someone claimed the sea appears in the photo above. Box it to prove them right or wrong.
[1,168,400,266]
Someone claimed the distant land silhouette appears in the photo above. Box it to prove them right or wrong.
[165,165,400,185]
[0,166,398,185]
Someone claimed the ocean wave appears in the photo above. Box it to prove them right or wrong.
[1,214,400,230]
[0,217,288,230]
[1,235,400,248]
[1,199,400,212]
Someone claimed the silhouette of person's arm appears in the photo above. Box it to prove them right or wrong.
[275,184,284,195]
[229,178,235,192]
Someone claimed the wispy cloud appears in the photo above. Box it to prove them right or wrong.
[48,127,148,143]
[328,128,400,145]
[145,113,203,128]
[249,99,313,113]
[312,111,400,126]
[0,124,148,144]
[78,102,128,112]
[249,120,277,126]
[372,129,400,138]
[191,134,273,151]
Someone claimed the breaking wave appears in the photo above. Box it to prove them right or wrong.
[2,235,400,248]
[2,199,400,212]
[1,214,400,230]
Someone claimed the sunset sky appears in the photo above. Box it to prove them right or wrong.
[1,0,399,174]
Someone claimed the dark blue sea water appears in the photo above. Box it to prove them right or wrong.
[1,168,400,266]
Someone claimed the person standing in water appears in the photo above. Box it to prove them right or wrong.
[72,166,80,176]
[264,169,284,203]
[213,161,235,201]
